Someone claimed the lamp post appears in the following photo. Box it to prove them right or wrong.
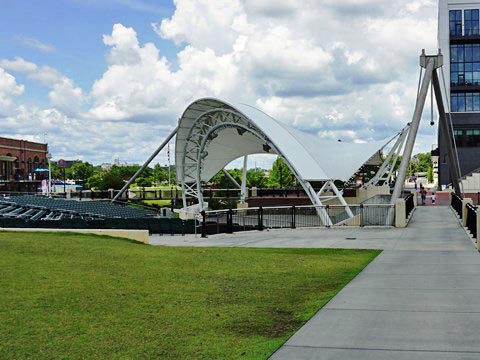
[46,152,52,197]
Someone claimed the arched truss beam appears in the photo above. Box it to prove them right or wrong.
[179,108,341,226]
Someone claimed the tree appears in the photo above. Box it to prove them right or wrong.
[100,167,126,189]
[87,173,103,189]
[268,157,294,188]
[153,164,167,184]
[247,169,266,187]
[427,167,434,183]
[409,152,432,175]
[209,169,241,188]
[136,176,153,187]
[49,162,63,179]
[209,171,228,188]
[69,162,94,183]
[86,165,138,190]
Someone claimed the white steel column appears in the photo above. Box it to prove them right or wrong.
[330,181,354,218]
[240,155,248,203]
[301,180,333,226]
[390,53,435,205]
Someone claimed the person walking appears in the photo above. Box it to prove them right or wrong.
[431,191,436,205]
[420,184,427,206]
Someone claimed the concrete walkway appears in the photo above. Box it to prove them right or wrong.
[151,206,471,252]
[272,206,480,359]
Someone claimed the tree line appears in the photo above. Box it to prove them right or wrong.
[51,157,294,190]
[52,151,435,191]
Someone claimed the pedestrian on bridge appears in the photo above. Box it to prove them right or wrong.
[420,184,427,206]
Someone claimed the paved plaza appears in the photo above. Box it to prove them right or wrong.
[154,206,480,359]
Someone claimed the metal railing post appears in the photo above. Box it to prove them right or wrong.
[227,208,233,233]
[360,204,364,227]
[201,210,207,238]
[291,205,296,229]
[258,206,264,231]
[325,205,330,228]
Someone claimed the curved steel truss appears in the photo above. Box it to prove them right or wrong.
[178,106,349,226]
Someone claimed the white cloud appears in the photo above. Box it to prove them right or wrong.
[2,0,440,165]
[153,0,251,54]
[0,68,24,116]
[103,24,142,65]
[15,35,55,53]
[0,57,38,72]
[243,0,297,17]
[0,57,85,115]
[48,78,85,115]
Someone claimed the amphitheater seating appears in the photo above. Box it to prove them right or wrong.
[0,195,157,221]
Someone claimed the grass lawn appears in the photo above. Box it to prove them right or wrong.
[142,199,173,207]
[0,232,380,359]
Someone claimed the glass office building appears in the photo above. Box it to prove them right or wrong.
[438,0,480,186]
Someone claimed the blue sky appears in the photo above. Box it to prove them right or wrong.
[0,0,177,105]
[0,0,439,166]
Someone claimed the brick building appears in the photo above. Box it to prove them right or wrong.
[0,137,48,191]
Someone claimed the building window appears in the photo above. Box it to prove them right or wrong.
[450,9,463,36]
[450,44,480,85]
[451,92,480,111]
[453,128,480,147]
[465,9,479,35]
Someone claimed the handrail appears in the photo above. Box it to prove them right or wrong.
[201,203,395,236]
[451,192,463,219]
[466,203,478,239]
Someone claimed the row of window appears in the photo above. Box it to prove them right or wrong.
[450,9,480,36]
[451,92,480,112]
[453,128,480,147]
[450,44,480,85]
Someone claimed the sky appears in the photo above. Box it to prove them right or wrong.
[0,0,439,168]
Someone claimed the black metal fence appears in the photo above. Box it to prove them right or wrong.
[200,204,395,236]
[466,203,478,239]
[451,193,463,219]
[405,194,414,219]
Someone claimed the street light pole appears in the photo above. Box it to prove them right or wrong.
[46,152,52,198]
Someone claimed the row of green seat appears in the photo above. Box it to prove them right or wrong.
[0,195,156,219]
[0,217,195,235]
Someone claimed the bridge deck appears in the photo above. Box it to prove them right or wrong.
[273,206,480,359]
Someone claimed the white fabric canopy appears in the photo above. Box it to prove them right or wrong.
[176,98,388,183]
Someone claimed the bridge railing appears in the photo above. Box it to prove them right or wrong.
[200,204,395,237]
[405,194,414,219]
[466,203,478,240]
[451,193,463,219]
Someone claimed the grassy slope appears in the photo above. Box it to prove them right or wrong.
[0,232,380,359]
[142,199,172,206]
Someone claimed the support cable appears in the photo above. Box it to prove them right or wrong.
[431,81,434,126]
